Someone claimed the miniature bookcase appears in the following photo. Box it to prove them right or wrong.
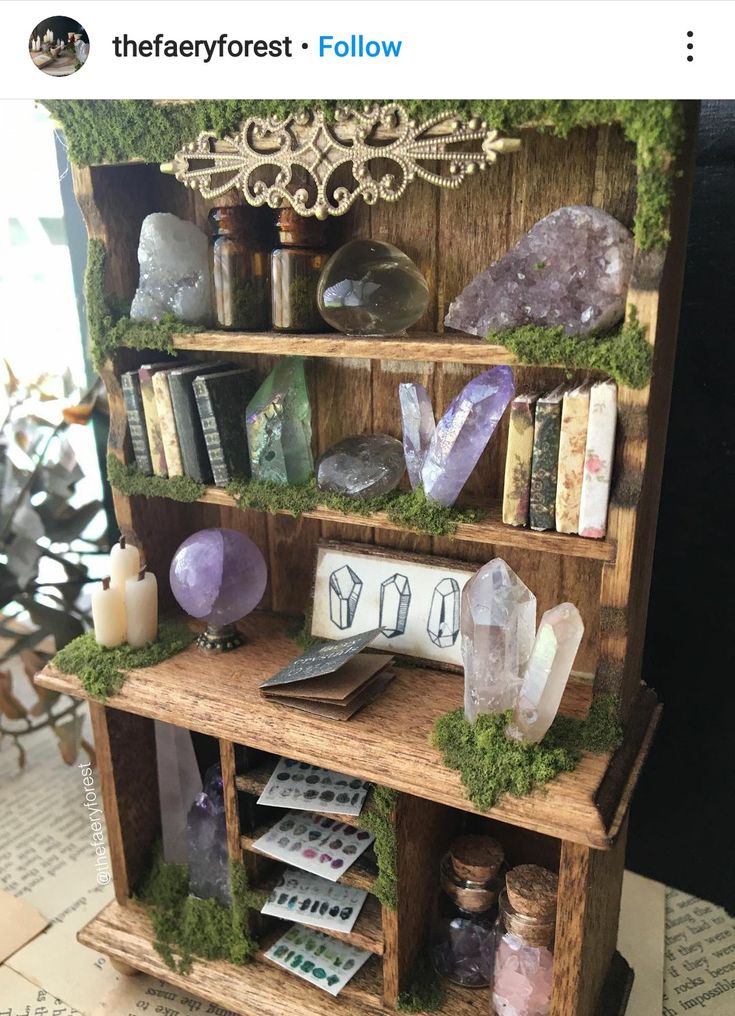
[38,100,698,1016]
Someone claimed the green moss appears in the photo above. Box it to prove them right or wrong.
[86,238,203,368]
[360,786,399,910]
[108,454,205,502]
[136,844,264,974]
[226,477,483,538]
[44,100,683,251]
[52,618,195,700]
[433,694,624,812]
[397,951,447,1013]
[496,313,652,389]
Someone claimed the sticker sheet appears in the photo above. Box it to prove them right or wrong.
[263,924,372,996]
[257,757,371,817]
[261,867,368,933]
[252,811,374,881]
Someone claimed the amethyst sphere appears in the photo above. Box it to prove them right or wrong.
[169,528,267,626]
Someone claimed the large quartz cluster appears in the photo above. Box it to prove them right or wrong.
[130,213,211,323]
[399,365,515,508]
[461,559,584,742]
[445,205,634,338]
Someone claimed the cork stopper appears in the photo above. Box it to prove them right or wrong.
[209,204,251,236]
[506,865,558,921]
[276,207,326,246]
[450,835,504,882]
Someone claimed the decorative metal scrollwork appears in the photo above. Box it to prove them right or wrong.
[160,103,521,219]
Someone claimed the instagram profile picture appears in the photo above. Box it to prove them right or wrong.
[29,16,89,76]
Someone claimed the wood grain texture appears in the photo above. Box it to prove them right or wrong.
[38,612,656,850]
[220,739,243,863]
[89,704,159,904]
[78,900,386,1015]
[550,817,629,1016]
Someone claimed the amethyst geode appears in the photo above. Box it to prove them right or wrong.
[169,528,267,626]
[445,205,634,338]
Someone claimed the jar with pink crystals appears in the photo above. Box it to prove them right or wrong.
[491,865,558,1016]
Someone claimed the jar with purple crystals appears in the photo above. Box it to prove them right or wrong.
[430,834,505,987]
[491,865,558,1016]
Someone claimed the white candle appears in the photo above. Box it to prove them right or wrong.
[92,578,126,647]
[110,536,141,592]
[125,569,158,648]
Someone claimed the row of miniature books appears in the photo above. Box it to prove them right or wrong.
[121,359,254,487]
[502,379,617,538]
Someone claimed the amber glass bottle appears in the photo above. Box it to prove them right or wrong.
[209,206,269,330]
[271,209,330,332]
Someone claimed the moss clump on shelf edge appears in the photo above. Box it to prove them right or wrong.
[492,312,652,390]
[86,238,203,369]
[360,786,399,910]
[52,619,194,700]
[226,478,484,538]
[433,694,624,812]
[43,99,683,251]
[107,453,205,502]
[397,951,446,1013]
[136,844,264,974]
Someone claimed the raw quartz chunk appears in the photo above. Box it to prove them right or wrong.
[399,382,435,489]
[444,205,633,338]
[492,933,554,1016]
[130,212,211,323]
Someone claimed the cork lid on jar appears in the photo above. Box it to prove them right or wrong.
[449,835,505,883]
[505,864,559,921]
[276,206,327,246]
[208,204,252,236]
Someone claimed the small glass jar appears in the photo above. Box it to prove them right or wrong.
[271,208,330,332]
[491,866,558,1016]
[209,206,269,330]
[430,835,505,987]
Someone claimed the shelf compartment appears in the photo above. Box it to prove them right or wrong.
[242,829,379,897]
[78,900,386,1014]
[235,765,371,829]
[197,486,616,563]
[257,872,385,955]
[172,329,520,367]
[37,613,660,850]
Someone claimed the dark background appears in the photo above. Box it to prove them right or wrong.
[628,100,735,912]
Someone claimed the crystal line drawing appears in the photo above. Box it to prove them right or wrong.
[379,573,411,638]
[427,577,461,648]
[329,565,363,629]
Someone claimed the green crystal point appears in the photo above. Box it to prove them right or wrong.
[246,356,314,484]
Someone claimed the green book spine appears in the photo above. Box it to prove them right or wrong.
[121,371,153,475]
[193,370,254,487]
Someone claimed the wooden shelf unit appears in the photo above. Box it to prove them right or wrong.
[45,104,698,1016]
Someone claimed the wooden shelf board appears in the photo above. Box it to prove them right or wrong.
[242,829,379,897]
[256,872,384,955]
[37,613,657,850]
[172,329,520,366]
[78,900,385,1015]
[197,486,616,563]
[236,765,371,828]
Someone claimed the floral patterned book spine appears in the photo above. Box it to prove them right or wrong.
[555,381,593,534]
[502,394,538,526]
[152,370,184,478]
[139,364,172,478]
[578,380,617,538]
[529,386,565,531]
[120,371,152,476]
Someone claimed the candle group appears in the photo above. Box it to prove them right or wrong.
[92,537,159,649]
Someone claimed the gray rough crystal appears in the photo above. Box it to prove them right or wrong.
[427,577,461,648]
[187,764,231,906]
[316,434,405,499]
[130,212,211,324]
[380,573,411,638]
[155,720,202,865]
[329,564,363,629]
[399,383,436,489]
[445,205,634,337]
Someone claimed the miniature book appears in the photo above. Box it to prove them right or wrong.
[168,361,232,483]
[502,393,539,526]
[139,362,173,477]
[152,368,184,477]
[578,380,617,538]
[121,370,153,475]
[193,368,255,487]
[529,384,566,531]
[556,380,593,534]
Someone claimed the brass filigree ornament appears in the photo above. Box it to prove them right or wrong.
[160,103,521,219]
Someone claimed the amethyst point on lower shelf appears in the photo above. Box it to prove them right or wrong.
[421,365,515,507]
[187,763,231,906]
